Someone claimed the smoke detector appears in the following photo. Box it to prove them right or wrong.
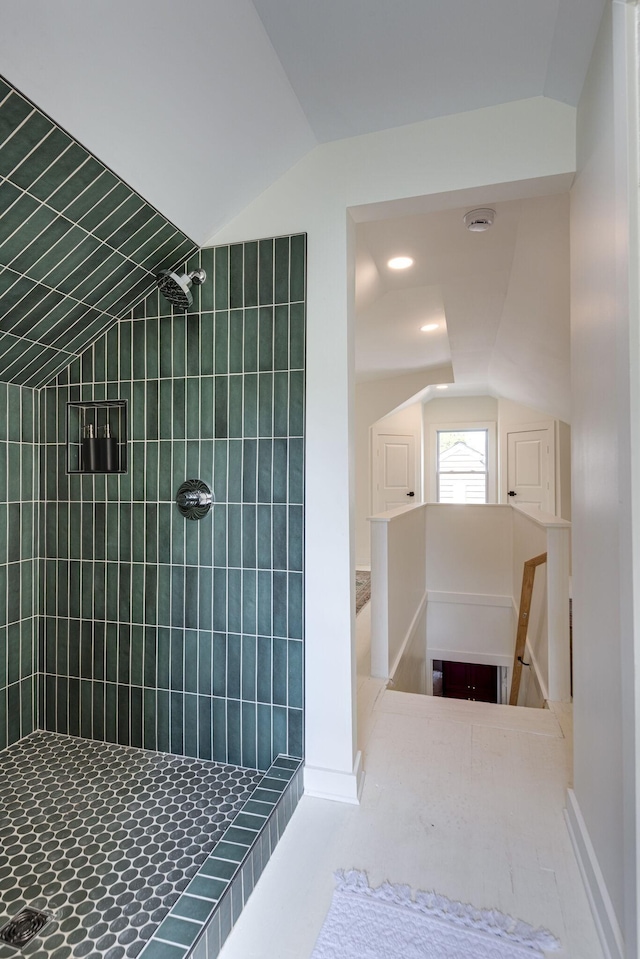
[463,208,496,232]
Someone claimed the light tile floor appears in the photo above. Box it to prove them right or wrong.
[218,601,603,959]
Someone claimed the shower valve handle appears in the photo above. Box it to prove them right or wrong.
[175,480,213,519]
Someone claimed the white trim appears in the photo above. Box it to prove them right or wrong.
[428,420,497,503]
[565,789,625,959]
[389,591,428,679]
[304,751,365,805]
[524,637,549,704]
[427,590,512,608]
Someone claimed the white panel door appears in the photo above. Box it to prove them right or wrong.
[375,433,416,512]
[506,428,554,512]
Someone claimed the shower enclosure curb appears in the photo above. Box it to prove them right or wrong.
[139,755,304,959]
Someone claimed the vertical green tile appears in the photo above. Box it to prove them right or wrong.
[274,236,290,304]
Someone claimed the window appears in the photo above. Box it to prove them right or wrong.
[435,427,490,503]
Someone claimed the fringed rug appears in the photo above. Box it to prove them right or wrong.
[311,871,560,959]
[356,571,371,615]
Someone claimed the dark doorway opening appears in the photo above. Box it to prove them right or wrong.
[435,660,499,703]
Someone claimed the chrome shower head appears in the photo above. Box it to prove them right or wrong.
[156,268,206,310]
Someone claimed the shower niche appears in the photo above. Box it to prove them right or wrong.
[67,400,127,474]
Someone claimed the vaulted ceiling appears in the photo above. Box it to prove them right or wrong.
[0,0,605,244]
[0,1,604,398]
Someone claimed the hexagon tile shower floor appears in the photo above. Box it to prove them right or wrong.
[0,732,262,959]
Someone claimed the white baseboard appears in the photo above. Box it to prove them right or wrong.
[565,788,624,959]
[304,751,365,805]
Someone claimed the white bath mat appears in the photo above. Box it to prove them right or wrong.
[310,870,560,959]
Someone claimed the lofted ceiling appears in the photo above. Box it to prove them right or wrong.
[0,1,599,403]
[0,0,605,245]
[356,191,571,421]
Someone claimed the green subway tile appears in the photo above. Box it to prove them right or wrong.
[214,245,229,310]
[226,700,241,765]
[64,170,123,226]
[272,439,289,503]
[273,305,289,371]
[171,315,186,378]
[228,568,242,635]
[229,310,243,374]
[290,370,304,435]
[170,690,184,753]
[288,505,303,571]
[272,504,287,571]
[243,308,258,373]
[118,320,132,379]
[186,377,200,438]
[184,691,198,756]
[258,239,274,306]
[200,249,214,312]
[258,373,273,437]
[274,236,290,304]
[289,437,304,504]
[227,504,241,569]
[47,155,104,213]
[290,302,305,368]
[186,314,200,376]
[288,572,303,640]
[288,640,303,709]
[156,688,170,750]
[228,377,242,438]
[273,372,289,437]
[214,311,229,375]
[1,203,57,265]
[272,705,287,758]
[0,93,34,155]
[93,193,143,242]
[29,142,91,202]
[120,213,166,259]
[214,377,228,439]
[243,241,258,308]
[7,214,76,281]
[290,233,306,301]
[257,571,272,636]
[242,439,257,502]
[171,894,216,924]
[241,373,258,441]
[288,707,303,757]
[241,703,257,768]
[8,126,73,192]
[229,244,244,310]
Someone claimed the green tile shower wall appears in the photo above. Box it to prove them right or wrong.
[0,75,197,388]
[40,235,305,768]
[0,382,38,749]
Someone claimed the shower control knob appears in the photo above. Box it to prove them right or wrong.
[175,479,213,520]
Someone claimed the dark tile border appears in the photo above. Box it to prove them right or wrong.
[139,755,304,959]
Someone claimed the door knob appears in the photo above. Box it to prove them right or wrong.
[508,490,517,496]
[406,491,415,497]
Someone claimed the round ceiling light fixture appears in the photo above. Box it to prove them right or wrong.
[463,208,496,232]
[420,323,439,332]
[436,384,449,390]
[387,256,414,270]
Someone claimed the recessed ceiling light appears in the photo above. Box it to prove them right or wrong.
[387,256,414,270]
[436,384,449,390]
[420,323,439,332]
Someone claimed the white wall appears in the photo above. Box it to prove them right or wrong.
[210,95,576,803]
[370,505,427,679]
[567,3,638,956]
